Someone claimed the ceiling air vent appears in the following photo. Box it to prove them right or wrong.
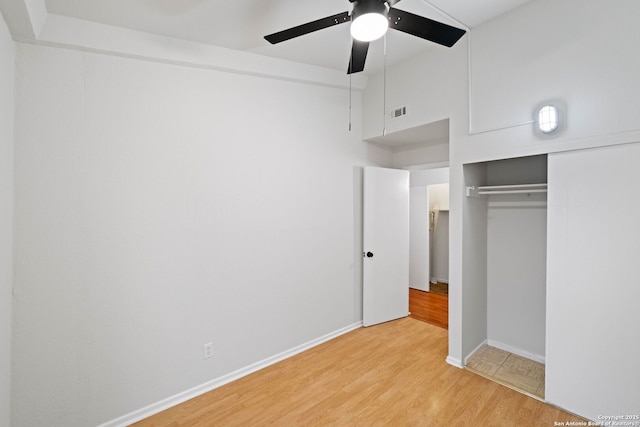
[390,106,407,119]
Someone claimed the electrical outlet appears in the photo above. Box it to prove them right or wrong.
[203,342,213,359]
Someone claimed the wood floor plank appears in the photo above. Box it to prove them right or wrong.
[132,318,585,426]
[409,287,448,329]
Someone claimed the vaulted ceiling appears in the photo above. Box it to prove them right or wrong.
[2,0,533,75]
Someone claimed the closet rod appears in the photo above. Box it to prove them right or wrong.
[478,189,547,195]
[477,183,547,191]
[466,183,547,197]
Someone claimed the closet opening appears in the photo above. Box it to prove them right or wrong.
[463,154,548,400]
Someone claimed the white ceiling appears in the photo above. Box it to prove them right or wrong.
[43,0,533,75]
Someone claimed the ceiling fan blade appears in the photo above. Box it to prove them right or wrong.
[388,8,466,47]
[348,40,370,74]
[265,11,350,44]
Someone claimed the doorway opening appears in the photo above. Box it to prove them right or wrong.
[409,169,449,329]
[362,119,451,330]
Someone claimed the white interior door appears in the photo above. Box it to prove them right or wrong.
[363,166,410,327]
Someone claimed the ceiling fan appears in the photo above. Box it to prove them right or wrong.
[264,0,466,74]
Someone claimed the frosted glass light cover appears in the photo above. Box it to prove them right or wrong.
[350,13,389,42]
[538,105,559,133]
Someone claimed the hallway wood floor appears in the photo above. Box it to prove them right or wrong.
[409,287,448,329]
[133,318,585,426]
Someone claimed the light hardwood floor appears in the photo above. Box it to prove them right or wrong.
[133,317,585,426]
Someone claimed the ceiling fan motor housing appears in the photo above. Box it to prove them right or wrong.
[351,0,389,20]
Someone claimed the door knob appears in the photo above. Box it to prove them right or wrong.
[365,251,374,258]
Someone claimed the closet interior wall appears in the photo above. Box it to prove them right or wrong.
[486,155,547,362]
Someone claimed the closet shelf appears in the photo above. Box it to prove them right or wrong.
[467,183,547,197]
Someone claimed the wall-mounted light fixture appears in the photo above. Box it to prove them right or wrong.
[350,0,389,42]
[534,102,565,136]
[538,105,559,133]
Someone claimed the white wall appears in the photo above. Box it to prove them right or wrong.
[393,141,449,169]
[547,142,640,420]
[486,196,546,360]
[362,41,468,141]
[465,0,640,163]
[12,43,391,426]
[461,163,487,361]
[0,10,14,427]
[410,167,449,188]
[486,156,547,360]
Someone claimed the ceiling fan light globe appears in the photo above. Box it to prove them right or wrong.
[350,13,389,42]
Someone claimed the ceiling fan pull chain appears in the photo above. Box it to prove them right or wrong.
[349,70,353,132]
[383,32,387,136]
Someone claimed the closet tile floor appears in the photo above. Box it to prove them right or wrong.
[465,345,545,399]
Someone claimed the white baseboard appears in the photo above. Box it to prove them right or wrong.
[463,339,488,366]
[430,278,449,284]
[446,355,464,368]
[99,321,363,427]
[487,339,545,364]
